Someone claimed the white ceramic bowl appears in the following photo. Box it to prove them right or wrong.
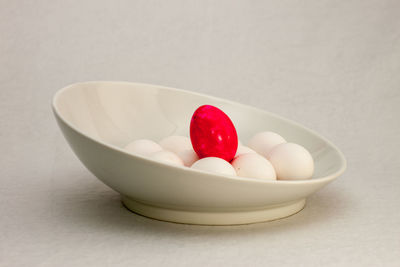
[52,81,346,225]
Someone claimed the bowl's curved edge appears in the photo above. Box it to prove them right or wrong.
[52,81,347,186]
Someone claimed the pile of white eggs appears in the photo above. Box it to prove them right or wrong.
[124,131,314,181]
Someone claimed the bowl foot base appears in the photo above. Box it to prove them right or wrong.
[122,196,306,225]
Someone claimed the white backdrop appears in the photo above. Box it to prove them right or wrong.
[1,1,399,266]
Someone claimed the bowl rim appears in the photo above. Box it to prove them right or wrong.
[52,80,347,185]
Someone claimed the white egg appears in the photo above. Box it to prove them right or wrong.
[150,150,184,166]
[232,153,276,180]
[191,157,236,176]
[159,135,199,166]
[267,143,314,180]
[159,135,191,151]
[175,149,199,167]
[124,139,162,156]
[247,131,286,158]
[235,145,256,157]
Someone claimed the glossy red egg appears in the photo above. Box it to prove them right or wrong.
[190,105,238,162]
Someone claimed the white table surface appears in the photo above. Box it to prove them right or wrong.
[1,1,399,266]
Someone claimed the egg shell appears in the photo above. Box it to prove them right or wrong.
[232,153,276,180]
[159,135,192,151]
[247,131,286,158]
[159,135,199,166]
[190,105,238,162]
[124,139,162,157]
[175,149,199,167]
[267,143,314,180]
[150,150,184,166]
[191,157,236,176]
[235,145,256,157]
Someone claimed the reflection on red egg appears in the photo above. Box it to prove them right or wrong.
[190,105,238,162]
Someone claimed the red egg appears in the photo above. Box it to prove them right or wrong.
[190,105,238,162]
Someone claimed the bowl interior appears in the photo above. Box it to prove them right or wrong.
[54,82,344,179]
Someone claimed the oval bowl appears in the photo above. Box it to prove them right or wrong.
[52,81,346,225]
